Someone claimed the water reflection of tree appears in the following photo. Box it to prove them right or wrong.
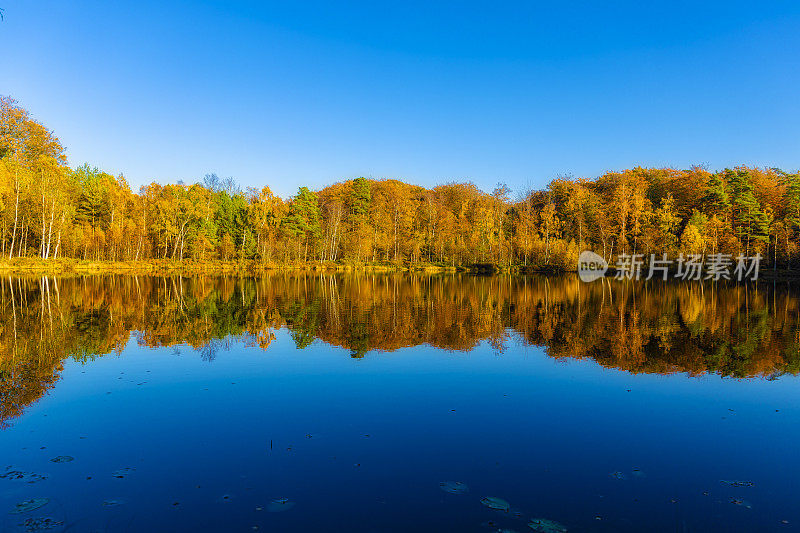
[1,274,799,427]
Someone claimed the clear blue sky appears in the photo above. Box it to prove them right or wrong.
[2,1,799,198]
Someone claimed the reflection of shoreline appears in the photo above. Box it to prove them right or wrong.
[6,258,799,280]
[1,274,799,427]
[598,268,800,282]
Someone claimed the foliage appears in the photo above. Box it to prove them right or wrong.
[2,98,800,268]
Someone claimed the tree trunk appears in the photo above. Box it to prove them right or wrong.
[41,187,46,258]
[45,199,56,259]
[8,177,19,259]
[53,212,65,260]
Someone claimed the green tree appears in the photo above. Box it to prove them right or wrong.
[214,189,253,260]
[347,177,372,261]
[702,172,731,219]
[727,168,769,254]
[282,187,322,261]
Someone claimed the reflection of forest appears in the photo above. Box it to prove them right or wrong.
[2,274,799,427]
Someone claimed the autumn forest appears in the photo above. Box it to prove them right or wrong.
[2,96,800,271]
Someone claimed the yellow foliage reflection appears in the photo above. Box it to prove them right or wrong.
[1,274,799,427]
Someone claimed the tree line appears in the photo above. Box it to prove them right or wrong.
[2,96,799,269]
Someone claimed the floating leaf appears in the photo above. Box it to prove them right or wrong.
[9,498,49,514]
[528,518,568,532]
[439,481,469,494]
[267,498,295,512]
[102,499,124,507]
[0,470,48,483]
[50,456,74,463]
[720,480,753,487]
[20,517,64,531]
[480,497,510,512]
[729,498,753,509]
[111,467,135,479]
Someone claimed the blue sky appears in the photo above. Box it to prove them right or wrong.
[1,1,799,198]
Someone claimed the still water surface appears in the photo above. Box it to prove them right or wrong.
[1,274,799,532]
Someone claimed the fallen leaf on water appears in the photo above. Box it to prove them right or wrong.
[528,518,568,532]
[20,517,63,531]
[720,480,754,487]
[10,498,49,514]
[439,481,469,494]
[480,497,510,512]
[0,470,48,483]
[267,498,295,512]
[112,467,135,479]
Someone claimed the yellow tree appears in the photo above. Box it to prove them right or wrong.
[247,186,285,263]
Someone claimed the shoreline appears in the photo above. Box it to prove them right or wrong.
[0,259,566,276]
[1,258,798,280]
[0,258,468,276]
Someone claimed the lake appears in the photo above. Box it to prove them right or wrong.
[1,273,799,532]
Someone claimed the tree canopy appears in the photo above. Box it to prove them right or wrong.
[2,97,799,268]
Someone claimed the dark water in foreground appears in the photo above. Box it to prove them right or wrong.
[1,274,799,532]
